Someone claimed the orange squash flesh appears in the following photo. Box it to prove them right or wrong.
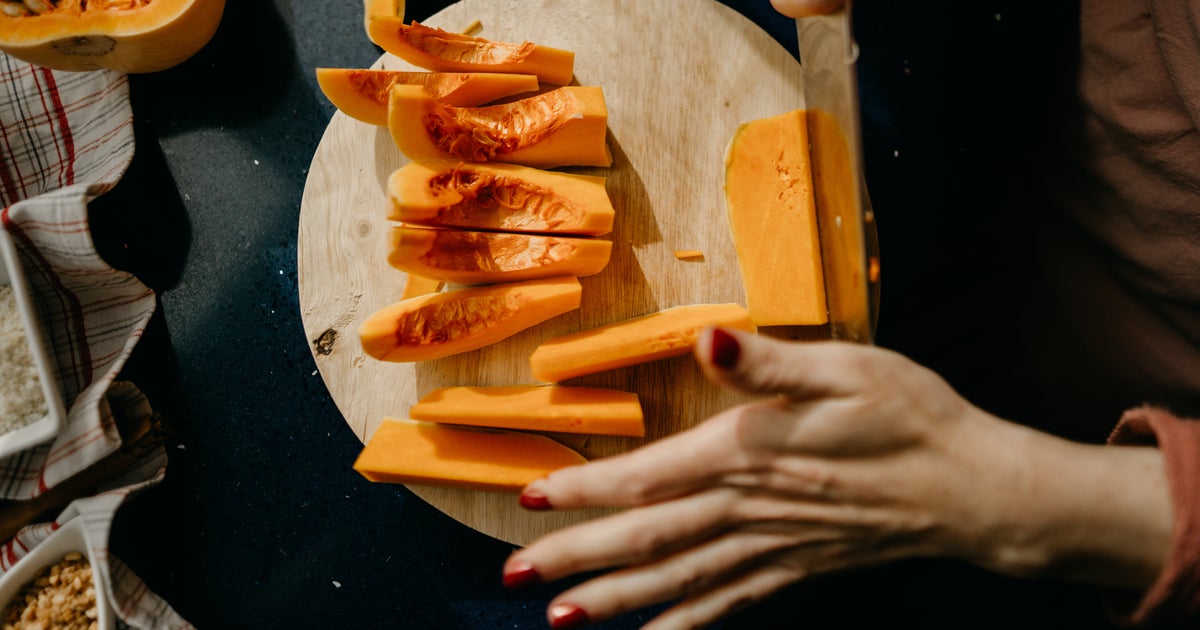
[362,0,402,36]
[388,160,614,235]
[389,84,612,168]
[359,275,582,362]
[353,418,586,493]
[410,386,645,437]
[388,225,612,285]
[316,68,539,127]
[0,0,225,73]
[724,109,829,326]
[367,19,575,85]
[530,304,757,383]
[400,273,443,299]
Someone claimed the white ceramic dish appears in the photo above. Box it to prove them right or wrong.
[0,227,67,458]
[0,517,114,629]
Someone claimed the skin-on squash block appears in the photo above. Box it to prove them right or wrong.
[389,84,612,169]
[367,18,575,85]
[316,68,539,126]
[0,0,225,73]
[353,418,587,493]
[530,304,756,383]
[389,160,614,236]
[724,109,829,326]
[410,385,645,437]
[359,275,582,362]
[388,225,612,285]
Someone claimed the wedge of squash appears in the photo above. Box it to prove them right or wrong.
[316,68,539,126]
[724,109,828,326]
[389,160,614,236]
[399,273,443,299]
[410,386,645,437]
[530,304,756,382]
[388,225,611,285]
[0,0,225,73]
[360,275,582,362]
[362,0,403,36]
[353,418,586,493]
[367,19,575,85]
[389,84,612,168]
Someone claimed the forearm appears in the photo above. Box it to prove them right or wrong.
[965,418,1172,591]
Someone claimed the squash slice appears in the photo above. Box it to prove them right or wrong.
[367,19,574,85]
[354,418,586,493]
[389,84,611,168]
[411,385,644,437]
[388,160,614,235]
[388,225,611,285]
[530,304,756,382]
[360,275,582,362]
[0,0,225,73]
[316,68,538,126]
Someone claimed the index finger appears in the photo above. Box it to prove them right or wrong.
[520,402,791,510]
[770,0,845,18]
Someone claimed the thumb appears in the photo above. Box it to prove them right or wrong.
[770,0,846,18]
[694,327,862,400]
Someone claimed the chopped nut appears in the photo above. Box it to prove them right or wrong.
[2,552,98,630]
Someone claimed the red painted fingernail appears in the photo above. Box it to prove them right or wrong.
[710,327,741,370]
[519,489,553,511]
[502,562,542,589]
[548,603,590,629]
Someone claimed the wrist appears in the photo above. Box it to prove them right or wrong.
[966,421,1172,590]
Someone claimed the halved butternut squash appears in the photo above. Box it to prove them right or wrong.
[724,109,828,325]
[360,275,581,362]
[0,0,225,73]
[411,385,644,437]
[316,68,539,126]
[388,225,612,285]
[530,304,756,383]
[353,418,586,493]
[389,84,612,168]
[388,160,614,235]
[367,19,574,85]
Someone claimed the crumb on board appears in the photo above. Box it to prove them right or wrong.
[460,19,482,36]
[673,250,704,261]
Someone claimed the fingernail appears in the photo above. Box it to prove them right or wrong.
[519,489,553,511]
[710,327,741,370]
[548,603,590,629]
[502,562,542,589]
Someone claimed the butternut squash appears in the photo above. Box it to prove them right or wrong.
[0,0,225,73]
[362,0,401,36]
[353,418,586,493]
[389,84,612,168]
[388,225,611,285]
[389,160,614,236]
[410,385,644,437]
[316,68,539,126]
[399,273,443,299]
[359,275,581,362]
[530,304,756,383]
[367,19,574,85]
[724,109,828,326]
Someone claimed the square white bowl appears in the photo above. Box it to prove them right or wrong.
[0,227,67,459]
[0,517,115,629]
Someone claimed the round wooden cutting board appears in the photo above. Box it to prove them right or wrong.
[298,0,805,546]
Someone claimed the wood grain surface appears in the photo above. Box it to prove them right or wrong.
[298,0,807,546]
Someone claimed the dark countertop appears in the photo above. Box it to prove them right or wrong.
[85,0,1119,627]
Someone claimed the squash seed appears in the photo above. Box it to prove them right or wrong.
[0,2,32,16]
[22,0,55,14]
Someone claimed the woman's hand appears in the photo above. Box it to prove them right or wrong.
[504,329,1173,629]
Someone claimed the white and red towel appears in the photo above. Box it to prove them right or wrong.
[0,53,191,628]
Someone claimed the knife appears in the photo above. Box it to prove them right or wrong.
[794,1,880,343]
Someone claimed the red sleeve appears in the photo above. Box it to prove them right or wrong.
[1106,406,1200,626]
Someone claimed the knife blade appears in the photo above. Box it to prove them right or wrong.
[795,2,879,343]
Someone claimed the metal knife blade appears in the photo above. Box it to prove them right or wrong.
[795,2,879,343]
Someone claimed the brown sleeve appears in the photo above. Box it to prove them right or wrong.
[1106,406,1200,626]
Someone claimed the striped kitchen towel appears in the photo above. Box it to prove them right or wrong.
[0,53,191,627]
